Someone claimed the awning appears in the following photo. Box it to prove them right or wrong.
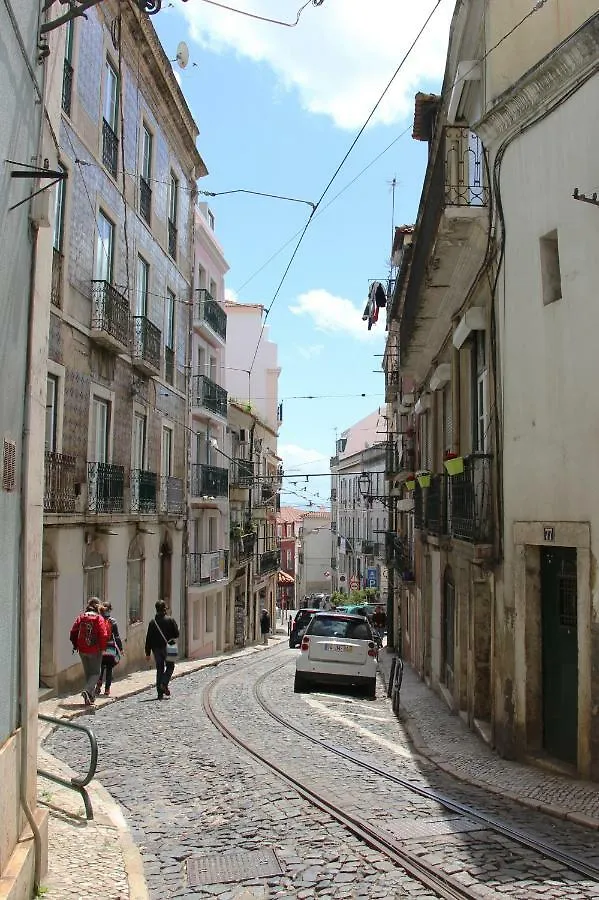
[277,570,294,585]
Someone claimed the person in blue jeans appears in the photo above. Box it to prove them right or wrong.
[145,601,179,699]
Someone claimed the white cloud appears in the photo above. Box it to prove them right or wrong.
[297,343,324,359]
[290,288,383,342]
[179,0,453,129]
[224,287,239,303]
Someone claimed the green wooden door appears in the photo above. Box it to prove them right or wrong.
[541,547,578,764]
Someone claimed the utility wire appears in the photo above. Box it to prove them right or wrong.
[194,0,324,28]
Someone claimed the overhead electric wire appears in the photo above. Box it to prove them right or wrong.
[194,0,324,29]
[246,0,447,376]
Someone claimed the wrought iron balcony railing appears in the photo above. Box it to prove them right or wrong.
[62,59,73,116]
[259,549,280,575]
[444,126,488,208]
[130,469,157,514]
[159,475,184,514]
[231,531,256,564]
[87,461,124,513]
[90,280,130,349]
[230,458,254,488]
[188,550,229,586]
[191,374,228,418]
[191,463,228,498]
[426,473,447,536]
[44,451,76,513]
[132,315,161,373]
[102,118,118,178]
[194,289,227,341]
[386,532,414,580]
[449,453,493,543]
[167,219,177,260]
[139,176,152,225]
[164,345,174,386]
[51,248,63,308]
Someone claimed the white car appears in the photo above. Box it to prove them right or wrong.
[294,612,378,699]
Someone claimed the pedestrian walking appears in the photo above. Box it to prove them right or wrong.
[145,601,179,700]
[95,602,124,697]
[260,608,271,645]
[69,597,109,706]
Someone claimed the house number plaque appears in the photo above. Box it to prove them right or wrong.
[543,526,555,542]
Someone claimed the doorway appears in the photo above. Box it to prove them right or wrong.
[541,547,578,764]
[159,536,172,607]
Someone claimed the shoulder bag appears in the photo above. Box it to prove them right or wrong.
[154,618,179,661]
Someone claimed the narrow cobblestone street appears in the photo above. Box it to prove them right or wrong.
[44,645,599,899]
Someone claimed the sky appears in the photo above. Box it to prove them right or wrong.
[154,0,455,509]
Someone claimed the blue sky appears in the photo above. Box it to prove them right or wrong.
[154,0,454,508]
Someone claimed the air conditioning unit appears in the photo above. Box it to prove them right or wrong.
[239,428,247,443]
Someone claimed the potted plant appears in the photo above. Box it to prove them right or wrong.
[443,450,464,476]
[417,470,431,489]
[405,473,416,491]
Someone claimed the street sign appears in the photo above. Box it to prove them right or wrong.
[324,570,331,578]
[349,577,359,590]
[367,567,378,588]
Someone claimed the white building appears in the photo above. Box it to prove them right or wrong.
[297,510,333,600]
[225,301,281,430]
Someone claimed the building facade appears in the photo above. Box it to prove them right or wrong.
[297,510,333,600]
[187,202,230,658]
[277,507,303,610]
[41,0,205,691]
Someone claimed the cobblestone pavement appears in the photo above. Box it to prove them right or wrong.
[45,645,599,899]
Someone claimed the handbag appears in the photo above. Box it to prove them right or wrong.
[154,619,179,661]
[105,643,121,664]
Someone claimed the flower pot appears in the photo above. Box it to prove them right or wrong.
[405,479,416,491]
[417,472,431,489]
[444,456,464,476]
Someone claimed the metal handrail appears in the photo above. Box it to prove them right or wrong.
[38,713,98,820]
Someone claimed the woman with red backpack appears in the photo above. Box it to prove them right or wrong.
[69,597,109,706]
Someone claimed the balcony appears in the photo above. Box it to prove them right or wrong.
[426,473,447,536]
[44,451,76,513]
[130,469,157,514]
[385,369,399,403]
[191,374,228,419]
[449,454,493,543]
[159,475,184,514]
[386,532,414,581]
[164,345,174,386]
[399,126,489,382]
[61,59,73,116]
[259,549,280,576]
[193,289,227,342]
[51,248,63,308]
[132,315,161,376]
[87,462,124,514]
[167,219,177,260]
[90,281,130,353]
[188,550,229,587]
[102,119,118,179]
[191,463,228,500]
[139,176,152,225]
[230,458,254,488]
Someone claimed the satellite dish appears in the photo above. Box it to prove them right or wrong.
[175,41,189,69]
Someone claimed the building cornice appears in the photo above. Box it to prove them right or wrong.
[476,13,599,145]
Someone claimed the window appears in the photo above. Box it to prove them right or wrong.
[139,124,152,224]
[161,426,173,475]
[127,536,144,624]
[208,517,216,551]
[53,168,66,253]
[84,548,105,604]
[540,229,562,306]
[94,210,114,283]
[197,264,205,290]
[286,549,292,569]
[164,289,175,385]
[471,331,488,452]
[45,375,58,452]
[209,278,217,300]
[61,19,74,115]
[132,412,146,470]
[168,171,178,259]
[102,59,119,177]
[135,255,149,317]
[90,396,109,462]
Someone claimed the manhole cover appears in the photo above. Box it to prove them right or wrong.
[384,815,485,841]
[187,849,284,887]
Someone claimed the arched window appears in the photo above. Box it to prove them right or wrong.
[84,548,105,604]
[127,536,144,624]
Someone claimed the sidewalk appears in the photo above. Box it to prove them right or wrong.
[37,634,288,899]
[377,648,599,830]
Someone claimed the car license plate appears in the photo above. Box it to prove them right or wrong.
[324,643,352,653]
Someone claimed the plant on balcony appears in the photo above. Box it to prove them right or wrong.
[230,523,243,542]
[405,473,416,491]
[443,450,464,476]
[416,470,431,489]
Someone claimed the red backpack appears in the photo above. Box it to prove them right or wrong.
[76,612,105,653]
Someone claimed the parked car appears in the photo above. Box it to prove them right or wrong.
[294,612,378,699]
[289,608,319,648]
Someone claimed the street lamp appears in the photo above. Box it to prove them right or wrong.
[358,472,371,499]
